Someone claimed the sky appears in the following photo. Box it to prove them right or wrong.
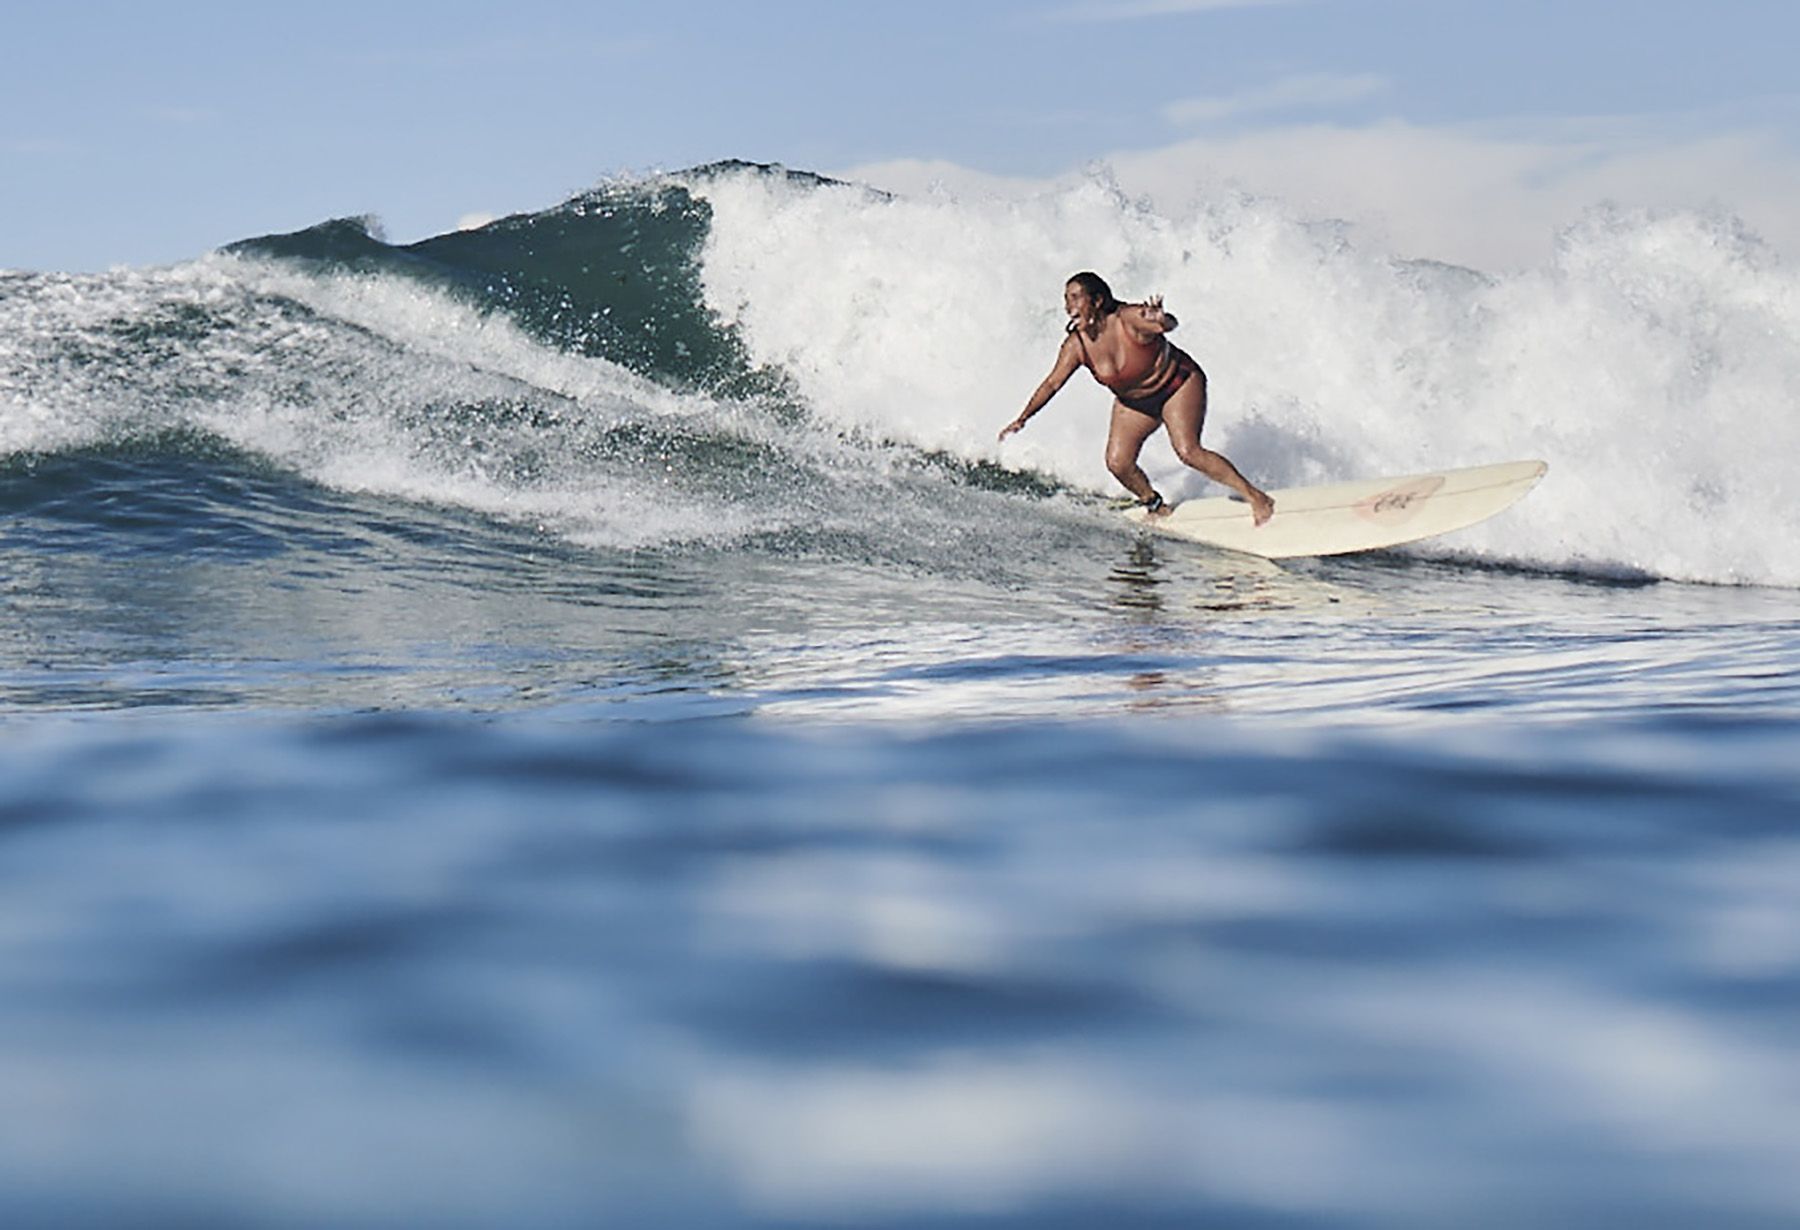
[6,0,1800,272]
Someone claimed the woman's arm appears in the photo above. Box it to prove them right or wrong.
[999,335,1082,440]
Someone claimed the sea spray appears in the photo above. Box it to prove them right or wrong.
[693,167,1800,586]
[4,163,1797,585]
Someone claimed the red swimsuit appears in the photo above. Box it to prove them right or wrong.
[1072,323,1200,419]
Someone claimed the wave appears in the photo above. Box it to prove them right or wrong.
[692,168,1800,588]
[220,166,776,396]
[2,161,1797,586]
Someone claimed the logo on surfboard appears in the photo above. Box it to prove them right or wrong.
[1354,476,1445,523]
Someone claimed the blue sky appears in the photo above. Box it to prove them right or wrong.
[7,0,1800,271]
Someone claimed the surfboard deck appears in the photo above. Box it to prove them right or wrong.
[1122,459,1547,559]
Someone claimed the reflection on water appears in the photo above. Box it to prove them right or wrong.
[1107,534,1336,618]
[1107,537,1168,613]
[8,507,1794,730]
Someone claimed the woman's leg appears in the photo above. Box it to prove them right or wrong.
[1105,401,1166,507]
[1160,368,1275,525]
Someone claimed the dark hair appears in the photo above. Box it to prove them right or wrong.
[1065,271,1120,328]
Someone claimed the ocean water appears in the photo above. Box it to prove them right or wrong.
[3,162,1800,1228]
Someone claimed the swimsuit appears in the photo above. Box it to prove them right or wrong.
[1117,351,1198,417]
[1072,323,1200,419]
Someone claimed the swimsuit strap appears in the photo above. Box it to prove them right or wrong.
[1069,321,1093,371]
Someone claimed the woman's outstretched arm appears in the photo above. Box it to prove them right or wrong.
[1000,334,1083,440]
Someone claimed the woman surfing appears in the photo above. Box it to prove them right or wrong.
[999,272,1274,526]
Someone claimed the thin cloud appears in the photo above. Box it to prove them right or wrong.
[1165,73,1390,125]
[150,106,221,127]
[342,36,652,71]
[2,137,79,157]
[1053,0,1310,20]
[840,115,1800,270]
[1102,120,1800,268]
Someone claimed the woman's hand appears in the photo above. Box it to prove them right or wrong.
[998,415,1028,441]
[1133,294,1176,334]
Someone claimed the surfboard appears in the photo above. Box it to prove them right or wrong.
[1122,459,1548,559]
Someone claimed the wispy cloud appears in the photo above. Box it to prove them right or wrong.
[2,137,79,157]
[1104,120,1800,268]
[342,36,652,71]
[1053,0,1310,21]
[150,106,221,127]
[1165,73,1389,125]
[841,115,1800,270]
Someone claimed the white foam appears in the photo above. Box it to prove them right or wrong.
[9,180,1800,584]
[0,253,789,550]
[693,168,1800,587]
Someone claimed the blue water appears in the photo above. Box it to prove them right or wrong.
[4,164,1800,1227]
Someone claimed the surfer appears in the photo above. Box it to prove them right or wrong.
[1000,272,1274,525]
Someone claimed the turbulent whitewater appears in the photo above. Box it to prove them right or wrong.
[3,161,1798,585]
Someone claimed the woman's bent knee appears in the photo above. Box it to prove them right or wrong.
[1173,443,1216,472]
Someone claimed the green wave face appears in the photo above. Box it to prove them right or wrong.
[223,162,836,397]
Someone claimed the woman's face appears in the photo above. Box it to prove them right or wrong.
[1064,282,1094,321]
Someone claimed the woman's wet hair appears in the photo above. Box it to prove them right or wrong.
[1066,271,1120,320]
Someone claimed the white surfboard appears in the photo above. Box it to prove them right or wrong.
[1123,460,1547,559]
